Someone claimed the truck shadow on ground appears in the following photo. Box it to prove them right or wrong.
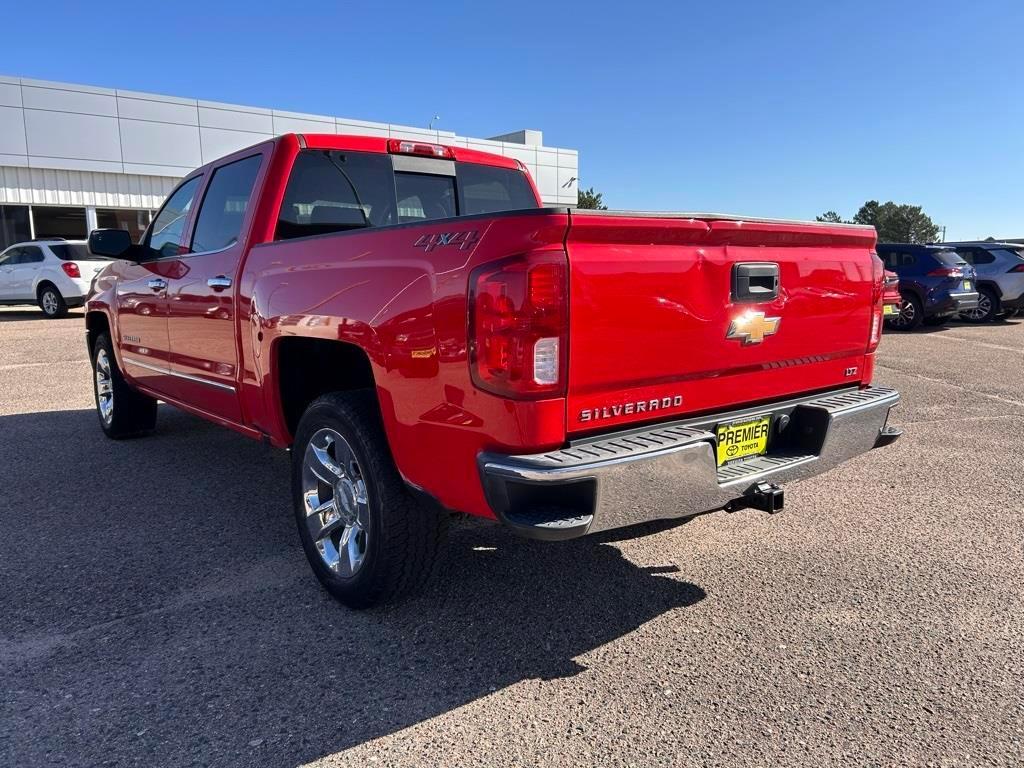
[1,406,705,768]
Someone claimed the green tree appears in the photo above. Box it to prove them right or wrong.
[852,200,882,229]
[577,187,608,210]
[819,200,940,243]
[854,200,938,243]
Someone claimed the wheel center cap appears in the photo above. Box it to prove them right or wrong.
[334,478,358,525]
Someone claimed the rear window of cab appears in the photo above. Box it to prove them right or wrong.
[276,150,538,240]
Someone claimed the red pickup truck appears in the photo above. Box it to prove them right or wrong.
[85,133,901,607]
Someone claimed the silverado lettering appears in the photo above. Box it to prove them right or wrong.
[84,133,902,609]
[579,395,684,423]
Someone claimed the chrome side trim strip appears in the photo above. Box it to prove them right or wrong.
[123,356,236,392]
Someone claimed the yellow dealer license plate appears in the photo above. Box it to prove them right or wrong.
[716,416,771,466]
[883,304,898,316]
[963,280,972,291]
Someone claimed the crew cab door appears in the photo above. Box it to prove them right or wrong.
[116,175,203,396]
[164,151,265,424]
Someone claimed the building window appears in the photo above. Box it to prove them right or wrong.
[0,205,31,250]
[32,206,88,240]
[97,208,153,242]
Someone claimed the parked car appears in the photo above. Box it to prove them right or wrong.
[938,241,1024,322]
[882,269,901,320]
[877,244,979,330]
[84,133,901,608]
[0,239,112,318]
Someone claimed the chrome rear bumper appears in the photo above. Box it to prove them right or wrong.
[478,386,901,540]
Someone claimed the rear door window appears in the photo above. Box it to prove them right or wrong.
[19,245,43,264]
[190,155,262,253]
[277,151,396,239]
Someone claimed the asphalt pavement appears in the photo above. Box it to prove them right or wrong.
[1,307,1021,767]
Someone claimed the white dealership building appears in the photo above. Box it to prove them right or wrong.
[0,75,579,249]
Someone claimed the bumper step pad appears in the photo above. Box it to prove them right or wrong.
[480,386,901,540]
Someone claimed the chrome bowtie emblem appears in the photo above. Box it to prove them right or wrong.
[726,311,781,345]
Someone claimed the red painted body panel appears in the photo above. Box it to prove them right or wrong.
[883,269,901,310]
[87,133,883,522]
[565,213,878,434]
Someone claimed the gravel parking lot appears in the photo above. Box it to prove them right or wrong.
[1,308,1022,767]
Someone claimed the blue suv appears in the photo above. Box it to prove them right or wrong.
[877,244,979,331]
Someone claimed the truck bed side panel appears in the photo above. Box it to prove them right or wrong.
[240,210,571,518]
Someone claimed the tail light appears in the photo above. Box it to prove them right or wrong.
[469,252,568,398]
[387,139,454,159]
[1008,264,1024,273]
[868,254,884,353]
[61,262,81,278]
[927,266,964,278]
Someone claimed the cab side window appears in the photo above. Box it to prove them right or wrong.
[276,150,396,240]
[147,176,202,259]
[190,155,262,254]
[20,245,43,263]
[0,247,21,265]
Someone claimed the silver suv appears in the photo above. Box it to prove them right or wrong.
[943,242,1024,322]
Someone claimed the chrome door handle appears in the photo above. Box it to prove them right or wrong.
[147,278,167,291]
[207,276,232,291]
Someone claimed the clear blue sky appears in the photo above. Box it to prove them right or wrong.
[3,0,1021,239]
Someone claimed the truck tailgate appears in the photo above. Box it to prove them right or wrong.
[566,211,878,434]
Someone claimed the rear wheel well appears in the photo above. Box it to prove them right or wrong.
[86,312,110,356]
[276,337,377,440]
[36,280,59,299]
[977,281,1002,299]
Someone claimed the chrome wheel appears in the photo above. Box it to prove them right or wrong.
[95,348,114,425]
[961,292,991,322]
[894,297,916,328]
[41,290,59,316]
[301,428,369,577]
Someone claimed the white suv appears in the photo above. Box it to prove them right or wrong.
[0,240,113,318]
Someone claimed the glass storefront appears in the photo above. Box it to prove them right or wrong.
[32,206,88,240]
[97,208,152,242]
[0,205,31,250]
[0,205,157,248]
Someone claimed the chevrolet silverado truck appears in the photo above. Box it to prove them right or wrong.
[85,133,902,608]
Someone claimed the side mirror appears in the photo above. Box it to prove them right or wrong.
[89,229,134,259]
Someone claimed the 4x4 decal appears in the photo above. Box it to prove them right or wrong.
[413,230,479,252]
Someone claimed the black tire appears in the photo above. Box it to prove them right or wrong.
[38,284,68,318]
[92,332,158,439]
[291,390,447,609]
[960,286,999,323]
[886,291,924,331]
